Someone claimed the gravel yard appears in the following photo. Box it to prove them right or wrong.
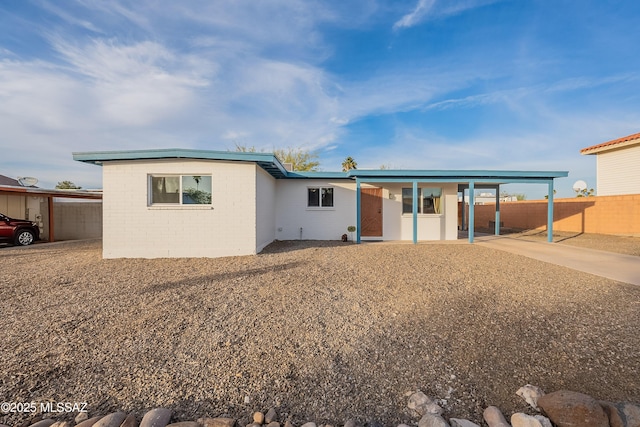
[1,239,639,426]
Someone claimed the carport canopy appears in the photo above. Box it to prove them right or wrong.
[347,169,569,244]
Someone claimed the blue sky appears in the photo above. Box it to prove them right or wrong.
[1,0,639,198]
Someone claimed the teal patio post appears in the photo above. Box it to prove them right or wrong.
[547,180,554,243]
[468,181,475,243]
[412,180,418,244]
[356,179,361,244]
[495,185,501,236]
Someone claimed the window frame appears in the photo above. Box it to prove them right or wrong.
[401,187,443,215]
[307,186,335,209]
[148,174,212,207]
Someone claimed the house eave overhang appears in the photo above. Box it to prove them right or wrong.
[73,150,568,183]
[73,148,290,179]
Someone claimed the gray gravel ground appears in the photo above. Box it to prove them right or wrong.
[1,239,639,426]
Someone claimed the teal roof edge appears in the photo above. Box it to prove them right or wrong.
[72,149,568,181]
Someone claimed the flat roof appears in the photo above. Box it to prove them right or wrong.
[581,131,640,155]
[73,148,568,182]
[0,185,102,199]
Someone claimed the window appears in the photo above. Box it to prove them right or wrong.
[308,187,334,208]
[150,175,212,205]
[402,187,442,214]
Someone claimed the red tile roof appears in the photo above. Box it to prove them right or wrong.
[581,131,640,155]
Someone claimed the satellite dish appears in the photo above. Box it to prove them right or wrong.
[17,176,38,187]
[572,180,587,192]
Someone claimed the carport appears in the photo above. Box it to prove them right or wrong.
[0,185,102,242]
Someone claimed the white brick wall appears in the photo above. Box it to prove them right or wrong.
[275,179,356,240]
[256,167,276,252]
[102,159,257,258]
[274,180,458,241]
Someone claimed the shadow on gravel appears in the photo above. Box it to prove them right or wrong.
[139,261,306,294]
[261,240,353,254]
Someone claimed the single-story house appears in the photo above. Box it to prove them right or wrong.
[73,149,567,259]
[580,131,640,196]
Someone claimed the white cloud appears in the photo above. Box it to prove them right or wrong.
[393,0,502,30]
[393,0,436,30]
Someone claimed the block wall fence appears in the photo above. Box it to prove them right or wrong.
[462,194,640,236]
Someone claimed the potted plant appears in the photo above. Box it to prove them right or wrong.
[347,225,356,242]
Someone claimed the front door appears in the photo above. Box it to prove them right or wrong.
[361,187,383,237]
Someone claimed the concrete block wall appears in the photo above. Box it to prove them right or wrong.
[53,201,102,240]
[470,194,640,236]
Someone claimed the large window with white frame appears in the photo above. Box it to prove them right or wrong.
[307,187,334,208]
[149,175,212,205]
[402,187,442,214]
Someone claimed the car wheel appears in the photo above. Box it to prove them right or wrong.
[15,230,35,246]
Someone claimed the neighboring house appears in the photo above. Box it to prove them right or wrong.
[73,149,567,259]
[0,174,102,241]
[581,131,640,196]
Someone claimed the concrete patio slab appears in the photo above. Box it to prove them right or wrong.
[476,235,640,286]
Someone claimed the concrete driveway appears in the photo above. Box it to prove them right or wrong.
[476,235,640,286]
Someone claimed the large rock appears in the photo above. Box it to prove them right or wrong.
[449,420,479,427]
[121,414,139,427]
[516,385,545,411]
[265,409,278,424]
[76,416,103,427]
[408,392,444,416]
[199,419,236,427]
[94,412,127,427]
[601,402,640,427]
[511,414,543,427]
[483,406,510,427]
[533,416,552,427]
[29,420,57,427]
[139,408,173,427]
[537,390,608,427]
[417,414,449,427]
[166,423,200,427]
[75,413,89,424]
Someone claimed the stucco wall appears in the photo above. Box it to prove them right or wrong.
[275,179,356,241]
[256,166,276,252]
[102,159,257,258]
[596,144,640,196]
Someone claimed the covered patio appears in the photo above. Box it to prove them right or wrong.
[351,170,568,244]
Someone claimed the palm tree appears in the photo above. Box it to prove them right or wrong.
[342,156,358,172]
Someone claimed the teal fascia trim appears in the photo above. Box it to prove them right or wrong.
[468,181,475,243]
[412,181,418,244]
[286,171,350,179]
[356,179,361,244]
[73,148,291,179]
[547,180,554,243]
[357,177,563,184]
[349,170,568,180]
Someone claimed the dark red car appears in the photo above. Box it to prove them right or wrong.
[0,213,40,246]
